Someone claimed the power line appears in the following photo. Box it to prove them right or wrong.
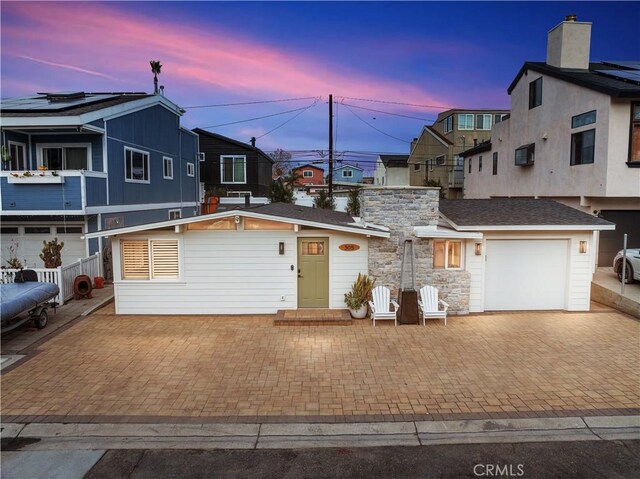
[343,104,411,144]
[337,95,452,110]
[200,104,316,129]
[340,102,436,122]
[183,96,319,109]
[256,100,319,140]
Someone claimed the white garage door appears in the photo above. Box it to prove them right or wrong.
[485,239,568,310]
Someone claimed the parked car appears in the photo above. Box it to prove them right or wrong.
[613,248,640,283]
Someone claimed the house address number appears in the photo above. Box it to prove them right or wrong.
[339,244,360,252]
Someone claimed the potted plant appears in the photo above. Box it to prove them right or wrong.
[344,273,375,319]
[202,186,227,214]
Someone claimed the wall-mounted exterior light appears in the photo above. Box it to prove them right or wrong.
[279,242,285,255]
[579,241,588,254]
[474,242,482,256]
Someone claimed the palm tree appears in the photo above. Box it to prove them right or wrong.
[149,61,162,94]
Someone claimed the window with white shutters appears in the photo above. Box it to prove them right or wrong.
[121,239,179,280]
[122,241,150,279]
[150,240,179,279]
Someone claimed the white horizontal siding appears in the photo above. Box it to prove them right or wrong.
[115,230,298,314]
[466,241,484,313]
[326,233,369,309]
[567,233,593,311]
[114,229,369,315]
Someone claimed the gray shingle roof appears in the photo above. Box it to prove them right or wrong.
[439,198,614,227]
[246,203,384,232]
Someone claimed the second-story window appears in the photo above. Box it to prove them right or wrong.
[476,114,492,130]
[163,157,173,179]
[570,129,595,166]
[630,103,640,164]
[492,152,498,175]
[529,77,543,109]
[342,170,353,178]
[436,155,446,166]
[443,115,454,133]
[303,170,313,178]
[187,162,195,177]
[39,144,90,170]
[458,114,474,131]
[125,147,150,183]
[8,141,27,170]
[220,155,246,184]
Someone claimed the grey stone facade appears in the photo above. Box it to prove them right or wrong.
[360,186,470,314]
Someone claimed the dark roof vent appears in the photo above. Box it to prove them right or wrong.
[43,92,87,103]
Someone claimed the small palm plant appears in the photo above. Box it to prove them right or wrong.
[344,273,375,316]
[150,60,162,94]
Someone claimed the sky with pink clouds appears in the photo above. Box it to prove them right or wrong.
[1,1,638,169]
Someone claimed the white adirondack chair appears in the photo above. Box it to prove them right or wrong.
[368,286,399,327]
[418,285,449,326]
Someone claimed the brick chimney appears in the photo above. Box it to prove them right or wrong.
[546,15,592,70]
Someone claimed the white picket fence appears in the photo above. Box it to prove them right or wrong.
[0,252,102,305]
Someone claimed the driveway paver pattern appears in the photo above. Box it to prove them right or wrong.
[1,305,638,420]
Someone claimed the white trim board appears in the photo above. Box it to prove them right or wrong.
[84,209,390,240]
[86,201,198,214]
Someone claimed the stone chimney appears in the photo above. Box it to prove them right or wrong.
[546,15,592,70]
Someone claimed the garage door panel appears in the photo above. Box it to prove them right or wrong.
[485,239,568,310]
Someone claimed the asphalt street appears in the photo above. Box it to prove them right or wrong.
[83,441,640,479]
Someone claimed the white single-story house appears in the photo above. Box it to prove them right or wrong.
[85,203,389,315]
[86,187,614,315]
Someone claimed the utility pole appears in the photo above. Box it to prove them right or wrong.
[328,94,334,197]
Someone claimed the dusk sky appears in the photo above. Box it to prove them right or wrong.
[2,1,638,171]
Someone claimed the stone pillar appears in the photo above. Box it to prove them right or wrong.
[359,186,470,314]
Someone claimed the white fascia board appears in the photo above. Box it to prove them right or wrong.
[454,224,616,232]
[85,201,198,215]
[84,209,391,239]
[413,226,483,239]
[0,117,84,127]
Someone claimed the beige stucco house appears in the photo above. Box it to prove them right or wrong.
[407,108,509,198]
[462,16,640,265]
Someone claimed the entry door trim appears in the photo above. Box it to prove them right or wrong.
[297,236,330,308]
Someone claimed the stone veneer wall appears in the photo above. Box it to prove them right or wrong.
[360,186,470,314]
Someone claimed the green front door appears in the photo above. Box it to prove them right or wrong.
[298,237,329,308]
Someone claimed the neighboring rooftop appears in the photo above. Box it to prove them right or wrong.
[193,128,274,164]
[1,92,151,117]
[460,140,492,157]
[508,61,640,97]
[334,163,364,171]
[439,198,615,228]
[379,154,410,168]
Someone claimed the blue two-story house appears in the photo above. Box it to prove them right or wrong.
[330,164,364,186]
[1,91,199,267]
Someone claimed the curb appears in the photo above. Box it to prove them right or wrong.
[2,415,638,451]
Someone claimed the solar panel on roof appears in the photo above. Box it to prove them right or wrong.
[0,94,116,111]
[601,61,640,71]
[596,69,640,83]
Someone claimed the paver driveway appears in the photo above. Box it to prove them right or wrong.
[1,305,639,421]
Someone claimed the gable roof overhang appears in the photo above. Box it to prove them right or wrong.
[333,164,364,171]
[507,62,640,98]
[84,208,390,240]
[424,126,453,146]
[414,225,483,239]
